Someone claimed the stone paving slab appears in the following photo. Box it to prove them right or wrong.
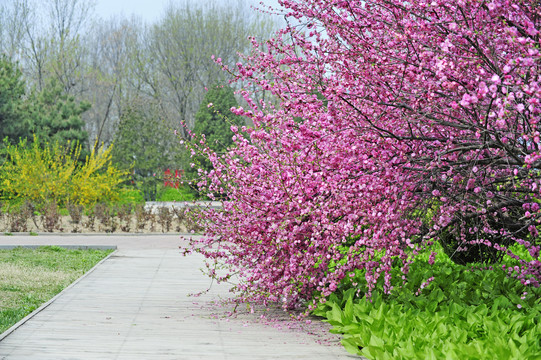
[0,235,357,359]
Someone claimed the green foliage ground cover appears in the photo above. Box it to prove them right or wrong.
[0,246,113,334]
[313,245,541,359]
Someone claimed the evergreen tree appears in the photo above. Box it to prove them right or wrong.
[193,85,244,152]
[0,57,89,155]
[190,85,244,174]
[0,57,29,144]
[112,103,183,200]
[23,79,90,151]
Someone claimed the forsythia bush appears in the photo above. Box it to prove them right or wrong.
[0,138,127,207]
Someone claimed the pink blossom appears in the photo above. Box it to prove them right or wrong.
[183,0,541,307]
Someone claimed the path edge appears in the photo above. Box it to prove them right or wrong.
[0,245,117,342]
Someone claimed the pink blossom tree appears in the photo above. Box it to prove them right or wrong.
[186,0,541,307]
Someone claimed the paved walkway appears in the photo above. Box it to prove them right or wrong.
[0,234,355,359]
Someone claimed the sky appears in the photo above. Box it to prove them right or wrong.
[94,0,282,24]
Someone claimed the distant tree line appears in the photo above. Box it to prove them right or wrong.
[0,0,278,196]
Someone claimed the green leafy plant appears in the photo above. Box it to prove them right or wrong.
[0,56,28,144]
[23,79,90,155]
[0,57,89,153]
[313,246,541,359]
[186,84,245,179]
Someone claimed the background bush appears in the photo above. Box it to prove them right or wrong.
[157,184,195,202]
[0,138,127,208]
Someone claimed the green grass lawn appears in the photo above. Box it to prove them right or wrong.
[0,246,113,334]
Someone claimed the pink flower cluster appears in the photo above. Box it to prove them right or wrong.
[187,0,541,307]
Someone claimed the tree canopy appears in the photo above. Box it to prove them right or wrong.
[24,79,90,149]
[0,56,28,144]
[111,101,183,200]
[189,85,245,175]
[0,57,88,151]
[187,0,541,307]
[193,85,244,152]
[0,0,278,148]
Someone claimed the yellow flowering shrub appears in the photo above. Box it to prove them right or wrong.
[70,145,127,206]
[0,138,127,207]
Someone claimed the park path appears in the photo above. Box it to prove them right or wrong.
[0,234,356,359]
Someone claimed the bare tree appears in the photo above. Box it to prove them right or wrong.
[0,0,93,92]
[48,0,93,41]
[0,1,28,61]
[0,0,278,152]
[82,16,141,147]
[45,0,94,94]
[141,0,277,138]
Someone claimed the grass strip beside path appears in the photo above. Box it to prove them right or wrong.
[0,246,113,334]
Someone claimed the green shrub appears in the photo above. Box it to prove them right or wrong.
[157,185,195,202]
[116,187,145,206]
